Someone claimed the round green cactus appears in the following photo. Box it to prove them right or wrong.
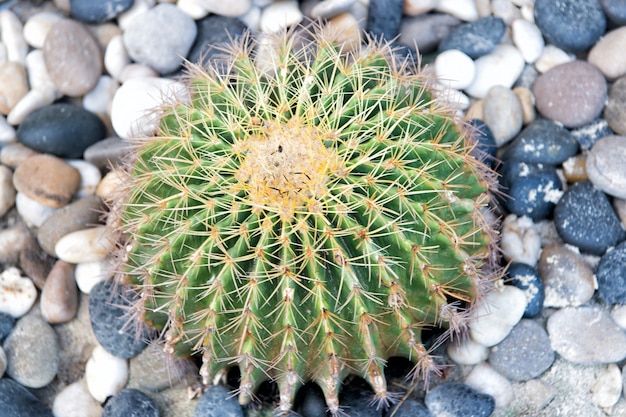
[116,27,498,414]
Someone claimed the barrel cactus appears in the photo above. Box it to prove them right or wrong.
[115,26,498,415]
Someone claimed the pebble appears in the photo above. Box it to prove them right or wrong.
[3,312,60,388]
[96,169,125,202]
[364,0,404,40]
[469,119,497,165]
[83,136,129,170]
[439,16,505,59]
[0,267,37,318]
[0,345,5,377]
[446,336,489,365]
[7,88,59,126]
[534,0,606,52]
[434,49,475,91]
[67,159,103,198]
[482,85,523,146]
[55,226,117,263]
[75,259,113,294]
[26,48,58,91]
[40,260,78,324]
[82,75,118,124]
[533,44,574,74]
[16,103,106,158]
[585,135,626,200]
[0,116,16,142]
[500,214,542,266]
[506,262,544,318]
[259,0,303,34]
[488,319,554,381]
[464,362,514,408]
[129,342,193,392]
[533,60,607,128]
[399,13,461,54]
[601,0,626,25]
[424,382,495,417]
[295,383,326,417]
[0,312,15,342]
[0,62,28,115]
[103,388,159,417]
[187,15,248,66]
[110,77,189,139]
[104,34,130,81]
[123,4,197,74]
[0,224,30,265]
[15,195,55,235]
[43,19,103,97]
[0,378,54,417]
[19,237,56,290]
[340,381,383,417]
[547,307,626,363]
[198,0,252,17]
[37,194,105,257]
[435,0,478,21]
[1,10,28,64]
[511,18,543,64]
[554,181,625,255]
[562,155,588,183]
[591,363,622,408]
[502,119,579,164]
[85,344,129,403]
[464,44,525,99]
[70,0,134,23]
[13,153,81,208]
[23,12,64,49]
[571,118,614,150]
[403,0,439,16]
[588,26,626,80]
[513,86,536,124]
[309,0,356,19]
[192,384,244,417]
[499,161,563,221]
[0,165,15,217]
[89,279,149,359]
[469,284,527,347]
[118,63,159,82]
[604,75,626,135]
[52,379,103,417]
[595,241,626,305]
[325,12,362,53]
[392,399,432,417]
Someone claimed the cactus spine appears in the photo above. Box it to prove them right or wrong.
[116,27,497,414]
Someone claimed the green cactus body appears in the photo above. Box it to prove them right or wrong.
[118,27,497,414]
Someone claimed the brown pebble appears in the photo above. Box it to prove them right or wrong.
[13,154,81,208]
[19,235,56,290]
[0,62,28,115]
[562,155,588,183]
[40,260,78,324]
[513,86,536,125]
[43,19,103,97]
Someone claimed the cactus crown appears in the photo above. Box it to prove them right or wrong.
[116,25,498,415]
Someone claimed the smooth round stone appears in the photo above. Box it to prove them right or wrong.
[86,344,129,403]
[13,153,81,208]
[325,13,362,54]
[365,0,403,39]
[193,384,243,417]
[1,10,28,64]
[40,260,78,324]
[260,0,304,33]
[506,262,544,318]
[604,76,626,135]
[123,4,197,74]
[67,159,102,198]
[83,136,129,170]
[7,88,59,126]
[601,0,626,24]
[52,380,103,417]
[425,382,495,417]
[335,382,382,417]
[187,14,248,66]
[55,226,117,264]
[0,62,28,115]
[469,119,497,166]
[447,336,489,365]
[0,312,15,342]
[596,241,626,305]
[500,214,542,266]
[0,165,16,218]
[198,0,252,16]
[499,161,563,221]
[310,0,356,19]
[392,400,431,417]
[0,115,16,142]
[70,0,134,23]
[435,0,478,21]
[89,279,149,359]
[533,61,607,128]
[103,388,158,417]
[129,342,194,392]
[295,383,326,417]
[4,313,60,388]
[511,18,543,64]
[469,285,527,347]
[19,236,56,290]
[513,86,536,124]
[399,13,461,54]
[435,49,475,91]
[547,307,626,363]
[465,44,525,99]
[534,44,574,74]
[75,259,113,294]
[104,35,130,81]
[591,364,622,408]
[16,103,106,158]
[571,119,614,150]
[17,193,59,230]
[23,12,64,49]
[554,181,625,255]
[0,225,30,266]
[586,135,626,199]
[483,85,523,146]
[502,119,579,164]
[562,155,589,183]
[43,19,102,97]
[489,319,554,381]
[83,75,118,121]
[588,27,626,80]
[37,195,105,257]
[534,0,606,52]
[0,379,54,417]
[0,267,37,318]
[96,169,125,202]
[439,16,505,59]
[464,363,514,408]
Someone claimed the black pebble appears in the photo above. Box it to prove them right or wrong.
[596,241,626,305]
[187,15,248,67]
[502,119,578,164]
[507,263,545,318]
[103,389,159,417]
[425,382,495,417]
[0,379,54,417]
[192,385,243,417]
[366,0,404,40]
[439,16,506,58]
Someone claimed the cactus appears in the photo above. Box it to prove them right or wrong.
[115,26,498,415]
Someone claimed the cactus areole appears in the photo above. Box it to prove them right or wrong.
[117,27,498,415]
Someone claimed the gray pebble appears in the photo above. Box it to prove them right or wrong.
[399,13,461,54]
[83,136,130,171]
[586,135,626,200]
[192,385,243,417]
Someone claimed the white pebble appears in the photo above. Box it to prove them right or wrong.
[15,192,58,228]
[465,363,515,408]
[434,84,470,110]
[404,0,440,16]
[469,284,527,347]
[117,0,156,31]
[111,77,189,139]
[96,169,125,202]
[520,3,534,20]
[435,49,476,90]
[239,6,262,33]
[66,160,103,198]
[0,43,6,67]
[534,45,574,73]
[447,337,489,365]
[465,44,525,98]
[83,75,119,124]
[23,11,64,49]
[118,63,159,82]
[104,35,130,81]
[7,88,58,125]
[260,0,303,33]
[310,0,356,19]
[491,0,519,23]
[591,364,622,408]
[85,345,129,403]
[55,226,117,263]
[25,49,57,91]
[75,259,113,294]
[1,10,28,64]
[512,19,544,64]
[435,0,478,21]
[611,305,626,330]
[500,214,542,266]
[0,267,37,318]
[197,0,252,16]
[0,165,16,217]
[177,0,210,19]
[53,379,103,417]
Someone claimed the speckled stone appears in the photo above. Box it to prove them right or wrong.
[425,382,495,417]
[502,119,579,164]
[507,262,544,318]
[596,241,626,305]
[192,385,243,417]
[439,16,506,59]
[366,0,404,40]
[187,14,248,67]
